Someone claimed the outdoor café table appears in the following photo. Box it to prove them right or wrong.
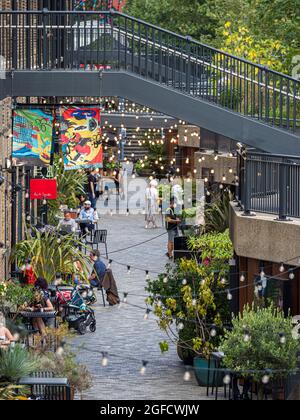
[20,310,57,330]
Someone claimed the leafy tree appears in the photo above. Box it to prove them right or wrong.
[207,0,300,74]
[125,0,300,75]
[125,0,217,42]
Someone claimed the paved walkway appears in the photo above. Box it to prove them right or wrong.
[73,211,208,400]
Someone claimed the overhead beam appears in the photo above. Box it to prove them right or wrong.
[10,70,300,155]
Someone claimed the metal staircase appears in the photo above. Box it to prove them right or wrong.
[0,9,300,154]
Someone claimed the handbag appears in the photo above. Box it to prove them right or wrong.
[106,291,120,306]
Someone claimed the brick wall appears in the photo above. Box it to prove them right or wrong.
[0,97,12,280]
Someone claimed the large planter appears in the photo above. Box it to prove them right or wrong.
[193,356,223,387]
[177,343,195,366]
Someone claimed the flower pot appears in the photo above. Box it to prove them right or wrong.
[177,343,194,366]
[193,356,224,387]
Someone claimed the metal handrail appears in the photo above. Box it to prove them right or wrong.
[237,150,300,219]
[0,9,299,134]
[0,8,298,82]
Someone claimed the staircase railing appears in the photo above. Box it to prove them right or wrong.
[0,9,299,133]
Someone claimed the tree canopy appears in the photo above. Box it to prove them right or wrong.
[125,0,300,75]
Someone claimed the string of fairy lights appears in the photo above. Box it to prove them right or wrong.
[17,96,238,189]
[8,96,299,389]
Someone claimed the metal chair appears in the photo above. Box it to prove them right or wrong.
[85,229,108,258]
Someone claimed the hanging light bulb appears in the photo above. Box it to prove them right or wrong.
[223,374,231,385]
[123,293,128,304]
[210,325,217,338]
[182,279,187,285]
[240,273,246,283]
[108,260,112,269]
[183,370,191,381]
[279,332,286,345]
[260,269,265,279]
[279,263,285,273]
[192,299,197,306]
[140,361,148,375]
[101,352,109,367]
[262,374,270,385]
[227,290,233,301]
[178,322,184,331]
[145,271,150,281]
[243,328,251,343]
[127,266,131,275]
[163,276,168,284]
[221,277,227,285]
[144,309,151,320]
[289,270,295,280]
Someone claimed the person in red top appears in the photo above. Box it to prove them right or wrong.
[22,259,37,285]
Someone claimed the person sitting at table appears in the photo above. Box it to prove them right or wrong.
[0,312,14,345]
[79,200,99,237]
[58,210,77,234]
[28,278,55,339]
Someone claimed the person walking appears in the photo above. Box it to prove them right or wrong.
[87,168,98,210]
[165,197,181,259]
[145,180,159,229]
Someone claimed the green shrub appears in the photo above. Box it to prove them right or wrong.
[220,305,300,382]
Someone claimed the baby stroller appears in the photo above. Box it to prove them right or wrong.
[58,287,96,335]
[55,284,97,307]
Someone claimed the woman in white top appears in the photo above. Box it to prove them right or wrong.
[0,312,14,345]
[145,180,159,229]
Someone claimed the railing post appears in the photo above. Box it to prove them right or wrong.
[186,36,192,94]
[242,156,255,216]
[277,159,290,221]
[42,8,49,69]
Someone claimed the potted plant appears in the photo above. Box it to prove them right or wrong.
[220,305,300,400]
[0,281,35,318]
[11,228,90,284]
[38,347,92,399]
[147,230,233,386]
[0,344,38,399]
[47,155,88,226]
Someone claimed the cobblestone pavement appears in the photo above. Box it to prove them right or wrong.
[73,209,209,400]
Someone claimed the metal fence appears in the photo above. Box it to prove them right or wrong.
[0,9,299,133]
[237,150,300,219]
[3,1,118,11]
